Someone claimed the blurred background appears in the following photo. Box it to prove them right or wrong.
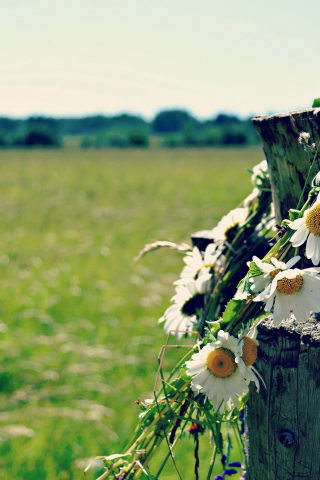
[0,1,319,479]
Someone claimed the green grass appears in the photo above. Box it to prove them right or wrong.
[0,147,264,479]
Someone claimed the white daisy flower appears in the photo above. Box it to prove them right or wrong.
[253,267,320,325]
[159,274,212,340]
[251,159,268,187]
[211,207,249,243]
[250,255,301,293]
[260,202,276,232]
[175,243,225,286]
[243,187,260,208]
[290,196,320,265]
[185,330,249,413]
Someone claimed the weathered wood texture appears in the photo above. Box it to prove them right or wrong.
[245,109,320,479]
[246,316,320,480]
[252,108,320,223]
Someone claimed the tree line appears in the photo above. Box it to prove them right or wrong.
[0,110,260,148]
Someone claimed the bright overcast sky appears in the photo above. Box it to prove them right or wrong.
[1,0,319,119]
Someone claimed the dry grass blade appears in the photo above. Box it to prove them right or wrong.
[83,450,146,476]
[134,241,191,261]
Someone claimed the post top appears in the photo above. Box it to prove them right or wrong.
[252,107,320,123]
[258,313,320,347]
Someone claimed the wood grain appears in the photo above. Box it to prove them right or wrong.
[246,317,320,480]
[246,108,320,479]
[252,108,320,223]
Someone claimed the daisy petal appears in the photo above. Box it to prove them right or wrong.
[291,224,309,247]
[306,234,316,260]
[285,256,301,269]
[290,217,305,230]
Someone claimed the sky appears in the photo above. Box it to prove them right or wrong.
[1,0,319,119]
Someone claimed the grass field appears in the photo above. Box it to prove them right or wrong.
[0,147,264,480]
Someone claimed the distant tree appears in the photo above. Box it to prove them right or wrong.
[152,110,196,133]
[80,137,93,149]
[0,133,9,148]
[222,131,247,145]
[128,131,149,147]
[213,113,240,124]
[26,116,60,134]
[110,114,147,131]
[16,129,62,148]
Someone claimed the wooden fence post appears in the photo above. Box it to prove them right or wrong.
[245,108,320,480]
[252,108,320,223]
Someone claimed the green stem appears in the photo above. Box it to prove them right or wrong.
[152,408,195,480]
[165,349,195,384]
[152,450,171,480]
[206,426,219,480]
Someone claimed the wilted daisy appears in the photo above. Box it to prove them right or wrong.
[290,196,320,265]
[159,274,212,339]
[253,267,320,324]
[237,322,264,390]
[251,159,269,187]
[175,243,224,286]
[186,330,249,412]
[211,207,249,243]
[250,255,300,293]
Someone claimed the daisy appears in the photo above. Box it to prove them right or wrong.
[251,159,269,187]
[159,274,212,340]
[237,322,264,390]
[243,187,260,208]
[253,267,320,324]
[185,330,249,413]
[259,202,276,232]
[211,207,249,243]
[250,255,301,293]
[175,243,225,286]
[290,196,320,265]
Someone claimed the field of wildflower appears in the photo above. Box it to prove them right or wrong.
[0,147,264,480]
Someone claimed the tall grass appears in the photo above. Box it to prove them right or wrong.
[0,147,264,479]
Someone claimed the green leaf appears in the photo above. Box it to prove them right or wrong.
[226,432,233,465]
[180,365,191,381]
[205,320,221,338]
[312,98,320,108]
[288,209,300,221]
[248,261,262,278]
[234,273,252,300]
[215,429,224,454]
[221,299,246,325]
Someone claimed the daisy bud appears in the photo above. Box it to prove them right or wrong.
[298,132,310,145]
[312,171,320,188]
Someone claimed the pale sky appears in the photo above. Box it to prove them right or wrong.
[1,0,319,119]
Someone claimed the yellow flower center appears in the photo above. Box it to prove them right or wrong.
[206,348,237,378]
[194,264,212,280]
[306,204,320,235]
[224,222,240,243]
[276,274,303,295]
[270,268,281,280]
[242,336,258,366]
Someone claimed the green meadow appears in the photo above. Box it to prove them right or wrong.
[0,147,264,480]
